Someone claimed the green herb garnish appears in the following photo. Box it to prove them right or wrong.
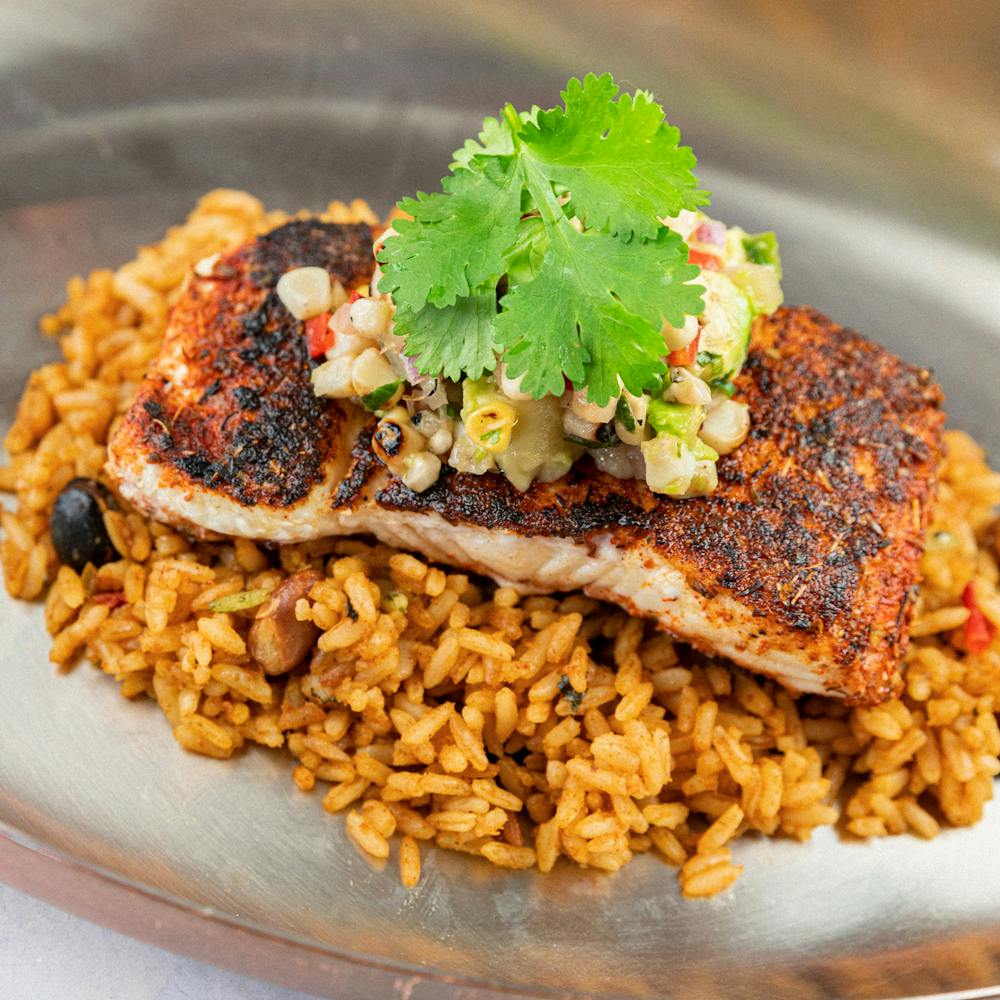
[382,591,409,614]
[742,231,782,278]
[208,589,270,614]
[558,674,585,712]
[695,350,726,382]
[378,73,708,405]
[564,434,617,449]
[361,380,402,412]
[615,397,636,433]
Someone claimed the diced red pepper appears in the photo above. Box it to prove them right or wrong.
[349,289,362,303]
[688,249,721,271]
[92,591,127,609]
[667,329,700,367]
[305,312,333,358]
[961,581,996,655]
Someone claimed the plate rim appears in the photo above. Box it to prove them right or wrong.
[5,812,1000,1000]
[2,119,1000,1000]
[0,816,567,1000]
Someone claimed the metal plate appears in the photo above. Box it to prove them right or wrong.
[2,2,1000,998]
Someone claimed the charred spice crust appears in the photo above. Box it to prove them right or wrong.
[341,307,944,703]
[124,219,374,508]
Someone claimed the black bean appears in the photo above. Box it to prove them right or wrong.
[50,478,122,572]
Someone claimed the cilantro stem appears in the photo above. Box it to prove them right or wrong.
[521,159,567,228]
[501,103,524,144]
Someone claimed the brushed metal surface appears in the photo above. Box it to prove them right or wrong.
[1,2,999,998]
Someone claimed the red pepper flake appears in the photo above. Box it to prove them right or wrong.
[688,249,721,271]
[961,581,995,655]
[667,329,700,367]
[305,312,333,358]
[349,289,362,303]
[92,591,127,609]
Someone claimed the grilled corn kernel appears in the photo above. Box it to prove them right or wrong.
[349,296,393,339]
[402,452,442,493]
[698,399,749,455]
[373,407,427,475]
[665,369,713,406]
[412,410,455,455]
[275,266,332,320]
[662,315,699,353]
[412,411,455,456]
[464,401,518,453]
[311,356,355,398]
[330,280,349,310]
[427,426,454,455]
[351,348,400,398]
[571,388,618,425]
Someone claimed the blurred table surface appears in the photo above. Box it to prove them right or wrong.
[0,884,316,1000]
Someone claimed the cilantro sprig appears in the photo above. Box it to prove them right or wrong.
[378,73,709,405]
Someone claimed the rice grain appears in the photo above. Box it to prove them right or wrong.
[3,193,997,900]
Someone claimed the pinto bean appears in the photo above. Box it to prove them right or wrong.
[248,570,322,675]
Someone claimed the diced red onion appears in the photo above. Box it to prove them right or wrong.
[412,379,449,411]
[593,446,645,480]
[400,353,423,384]
[391,350,448,410]
[694,220,726,247]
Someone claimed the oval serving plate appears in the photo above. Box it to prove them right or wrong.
[2,2,999,998]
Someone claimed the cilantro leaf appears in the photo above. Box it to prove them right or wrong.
[449,111,530,170]
[497,223,702,404]
[503,215,548,286]
[361,380,402,412]
[493,252,589,399]
[378,157,521,311]
[519,73,708,240]
[395,289,499,382]
[615,397,636,432]
[378,74,710,399]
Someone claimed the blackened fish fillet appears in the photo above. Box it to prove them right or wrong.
[108,221,944,704]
